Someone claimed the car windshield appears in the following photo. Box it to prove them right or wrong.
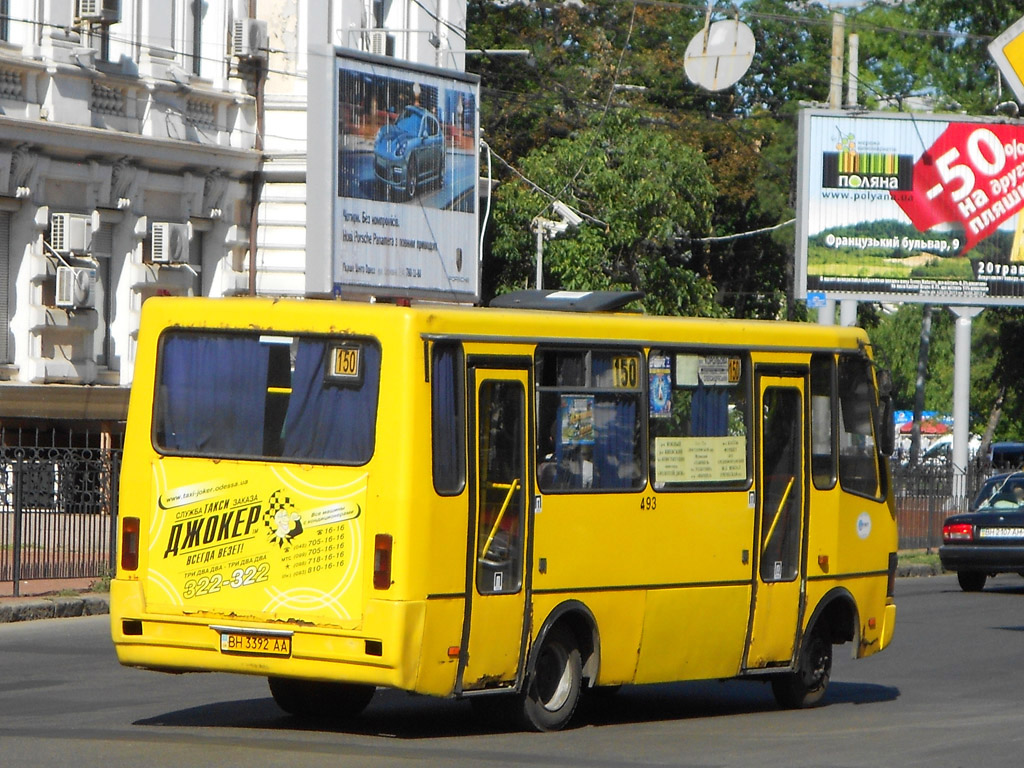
[395,110,421,134]
[975,475,1024,510]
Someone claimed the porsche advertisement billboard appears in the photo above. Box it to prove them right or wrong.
[308,49,480,302]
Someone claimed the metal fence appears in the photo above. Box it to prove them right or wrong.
[892,460,989,551]
[0,439,121,596]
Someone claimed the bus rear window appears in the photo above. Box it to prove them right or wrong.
[154,331,381,464]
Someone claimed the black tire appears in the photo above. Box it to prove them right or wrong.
[771,628,833,709]
[958,571,987,592]
[406,157,418,198]
[268,677,375,719]
[521,625,583,731]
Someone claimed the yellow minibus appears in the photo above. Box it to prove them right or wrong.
[111,291,897,731]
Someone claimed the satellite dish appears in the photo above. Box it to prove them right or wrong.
[684,19,755,92]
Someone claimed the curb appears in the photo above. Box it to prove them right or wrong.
[0,594,109,624]
[897,563,944,578]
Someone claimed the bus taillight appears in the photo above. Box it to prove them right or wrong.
[374,534,393,590]
[943,523,973,543]
[121,517,141,571]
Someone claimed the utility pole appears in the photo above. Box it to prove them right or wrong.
[829,12,845,110]
[846,33,859,107]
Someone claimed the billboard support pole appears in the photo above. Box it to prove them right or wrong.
[817,299,836,326]
[839,299,857,326]
[950,306,983,507]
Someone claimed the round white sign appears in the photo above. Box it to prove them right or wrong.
[684,19,756,92]
[856,511,872,540]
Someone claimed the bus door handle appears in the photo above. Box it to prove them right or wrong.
[762,475,794,550]
[479,479,520,562]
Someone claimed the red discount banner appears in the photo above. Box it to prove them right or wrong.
[891,122,1024,254]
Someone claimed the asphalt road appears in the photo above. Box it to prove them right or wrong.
[0,573,1021,767]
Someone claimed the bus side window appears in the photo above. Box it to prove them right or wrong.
[837,355,882,499]
[535,348,643,493]
[431,343,466,495]
[810,354,836,490]
[648,350,750,489]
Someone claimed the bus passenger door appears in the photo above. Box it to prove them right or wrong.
[459,367,530,693]
[744,373,806,671]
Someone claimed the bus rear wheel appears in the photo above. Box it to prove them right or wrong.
[771,628,832,709]
[268,677,375,719]
[521,625,583,731]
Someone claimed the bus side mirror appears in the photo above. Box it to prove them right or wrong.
[876,370,896,457]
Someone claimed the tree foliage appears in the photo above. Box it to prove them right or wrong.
[489,110,721,316]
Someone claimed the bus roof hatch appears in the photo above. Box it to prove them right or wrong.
[488,289,644,313]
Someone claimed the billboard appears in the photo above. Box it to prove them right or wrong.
[796,109,1024,306]
[307,49,480,302]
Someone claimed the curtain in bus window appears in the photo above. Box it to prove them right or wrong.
[281,340,380,463]
[593,398,638,489]
[160,334,268,455]
[692,384,729,436]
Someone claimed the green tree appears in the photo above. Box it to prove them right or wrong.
[488,111,721,317]
[910,0,1018,113]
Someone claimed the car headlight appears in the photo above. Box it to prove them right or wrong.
[395,139,407,157]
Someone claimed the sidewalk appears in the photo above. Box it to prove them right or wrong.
[0,578,109,623]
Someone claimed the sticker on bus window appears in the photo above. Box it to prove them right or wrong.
[326,343,363,386]
[560,395,595,446]
[654,435,746,484]
[676,355,699,387]
[650,355,671,419]
[698,356,740,386]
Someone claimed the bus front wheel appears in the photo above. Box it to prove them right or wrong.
[522,625,583,731]
[268,677,375,719]
[771,628,832,709]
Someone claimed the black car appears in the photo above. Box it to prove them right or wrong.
[940,472,1024,591]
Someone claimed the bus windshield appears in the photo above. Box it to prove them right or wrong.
[154,330,381,464]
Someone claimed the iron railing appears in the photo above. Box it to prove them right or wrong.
[891,459,990,551]
[0,441,121,596]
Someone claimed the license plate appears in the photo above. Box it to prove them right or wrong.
[978,527,1024,539]
[220,631,292,657]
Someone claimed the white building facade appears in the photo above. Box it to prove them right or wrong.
[0,0,466,437]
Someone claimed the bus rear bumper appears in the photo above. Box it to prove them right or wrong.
[878,600,896,652]
[109,579,459,696]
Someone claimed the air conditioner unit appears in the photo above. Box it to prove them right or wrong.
[232,18,269,60]
[56,266,97,309]
[50,213,93,254]
[151,222,191,264]
[77,0,120,23]
[367,29,389,56]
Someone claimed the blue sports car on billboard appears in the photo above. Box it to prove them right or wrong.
[373,105,445,199]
